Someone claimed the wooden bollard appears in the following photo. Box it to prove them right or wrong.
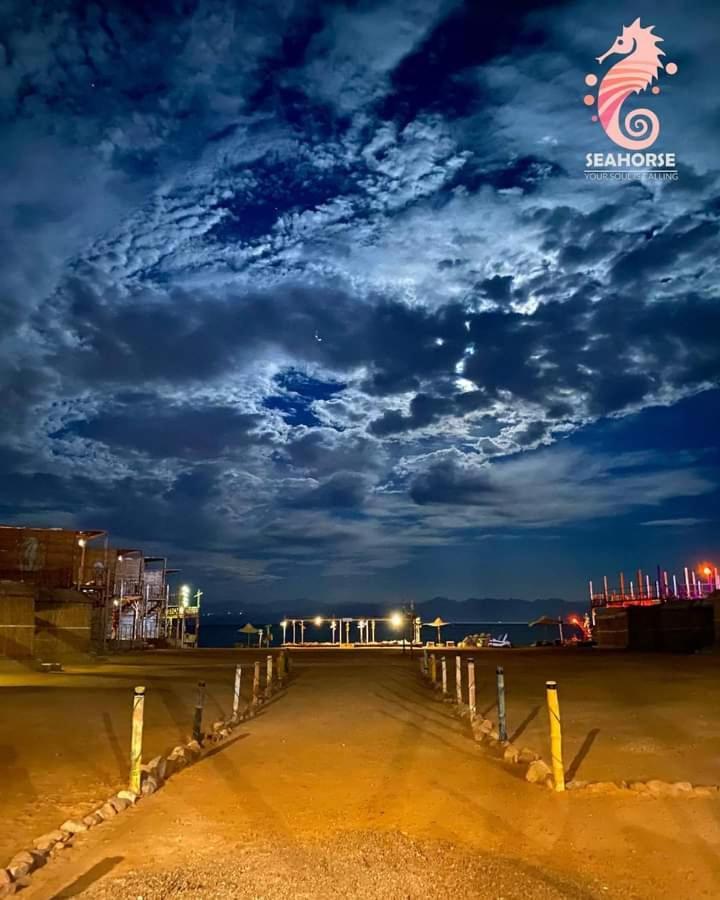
[232,664,242,720]
[129,685,145,794]
[467,659,476,719]
[193,681,206,744]
[546,681,565,792]
[441,656,448,694]
[277,650,286,680]
[496,666,507,742]
[422,647,428,675]
[265,654,273,698]
[252,660,261,705]
[430,653,437,684]
[455,655,462,704]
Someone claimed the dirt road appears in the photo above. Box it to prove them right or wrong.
[20,652,720,899]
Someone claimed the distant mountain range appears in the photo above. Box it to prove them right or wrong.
[205,596,585,624]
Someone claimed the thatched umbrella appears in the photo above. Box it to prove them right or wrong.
[529,615,564,642]
[238,623,260,646]
[428,616,449,644]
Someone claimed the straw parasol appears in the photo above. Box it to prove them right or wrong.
[428,616,449,644]
[238,622,260,646]
[529,615,564,642]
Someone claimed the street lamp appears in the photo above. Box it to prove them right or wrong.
[390,612,403,628]
[77,537,87,588]
[314,615,323,627]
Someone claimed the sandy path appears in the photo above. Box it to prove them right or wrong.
[18,652,720,899]
[0,651,264,863]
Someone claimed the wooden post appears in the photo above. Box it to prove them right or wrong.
[422,647,428,675]
[265,654,273,698]
[252,660,261,705]
[193,681,206,744]
[467,659,476,719]
[441,656,448,694]
[546,681,565,792]
[496,666,507,742]
[455,655,462,704]
[232,664,242,720]
[129,686,145,794]
[430,653,437,684]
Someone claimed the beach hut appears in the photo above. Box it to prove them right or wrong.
[239,622,260,646]
[428,616,449,644]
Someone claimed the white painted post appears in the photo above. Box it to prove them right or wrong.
[467,659,476,719]
[441,656,448,695]
[455,655,462,704]
[252,660,261,705]
[266,654,273,698]
[232,664,242,720]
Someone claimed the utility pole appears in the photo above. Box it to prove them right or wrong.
[194,588,203,647]
[402,600,416,658]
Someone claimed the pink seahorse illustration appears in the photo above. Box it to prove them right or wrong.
[596,18,665,150]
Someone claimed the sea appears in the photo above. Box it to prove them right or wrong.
[198,619,561,649]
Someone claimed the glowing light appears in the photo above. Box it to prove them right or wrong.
[702,566,712,577]
[390,612,403,628]
[314,616,323,626]
[280,619,288,628]
[78,538,86,547]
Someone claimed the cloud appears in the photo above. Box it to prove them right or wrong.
[406,446,714,527]
[2,0,719,597]
[641,517,707,527]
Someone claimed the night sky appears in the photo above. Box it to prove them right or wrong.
[2,0,719,610]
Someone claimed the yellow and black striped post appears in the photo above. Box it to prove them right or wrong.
[545,680,565,792]
[130,686,145,794]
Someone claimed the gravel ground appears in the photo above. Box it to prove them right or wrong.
[76,831,602,900]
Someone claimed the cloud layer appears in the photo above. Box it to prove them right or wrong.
[2,0,718,601]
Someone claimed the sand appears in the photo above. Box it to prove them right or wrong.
[9,649,720,899]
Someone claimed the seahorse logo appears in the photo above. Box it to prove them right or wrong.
[583,19,678,150]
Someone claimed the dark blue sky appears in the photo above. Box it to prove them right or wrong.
[1,0,718,609]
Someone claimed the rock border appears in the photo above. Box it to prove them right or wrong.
[419,662,720,799]
[0,664,292,896]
